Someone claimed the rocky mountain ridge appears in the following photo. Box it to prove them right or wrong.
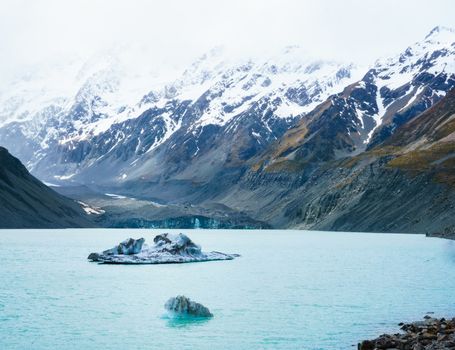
[1,26,454,231]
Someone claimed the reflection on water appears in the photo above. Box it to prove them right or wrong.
[162,313,212,328]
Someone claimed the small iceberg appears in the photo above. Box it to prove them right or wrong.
[165,295,213,318]
[88,233,239,264]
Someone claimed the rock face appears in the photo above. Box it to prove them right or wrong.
[87,233,239,264]
[212,88,455,234]
[0,146,94,228]
[358,316,455,350]
[165,296,213,318]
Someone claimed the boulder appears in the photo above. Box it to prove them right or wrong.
[358,316,455,350]
[358,340,374,350]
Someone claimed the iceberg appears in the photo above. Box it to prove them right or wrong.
[165,295,213,318]
[87,233,239,264]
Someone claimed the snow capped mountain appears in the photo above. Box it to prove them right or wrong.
[364,25,455,144]
[0,26,454,202]
[173,46,360,128]
[0,46,357,133]
[255,26,455,170]
[0,45,360,184]
[357,26,454,141]
[335,25,455,149]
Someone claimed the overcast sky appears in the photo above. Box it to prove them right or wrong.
[1,0,454,80]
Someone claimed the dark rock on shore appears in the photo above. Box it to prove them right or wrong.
[427,225,455,240]
[358,316,455,350]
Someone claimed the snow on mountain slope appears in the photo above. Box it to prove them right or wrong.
[0,45,361,183]
[0,46,357,135]
[257,26,455,170]
[0,49,181,138]
[366,25,455,142]
[171,46,361,129]
[2,27,453,190]
[335,25,455,148]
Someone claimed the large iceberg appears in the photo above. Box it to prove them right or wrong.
[88,233,239,264]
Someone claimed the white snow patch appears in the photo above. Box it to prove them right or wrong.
[365,83,386,143]
[43,181,60,187]
[77,201,105,215]
[105,193,127,199]
[398,85,424,113]
[54,174,75,180]
[146,113,182,153]
[150,201,166,207]
[355,105,365,129]
[274,101,307,118]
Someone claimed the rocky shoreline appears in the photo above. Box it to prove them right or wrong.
[426,225,455,240]
[427,232,455,240]
[358,316,455,350]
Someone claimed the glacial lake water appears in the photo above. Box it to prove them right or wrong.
[1,229,455,350]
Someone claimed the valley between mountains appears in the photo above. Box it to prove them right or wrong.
[1,26,455,232]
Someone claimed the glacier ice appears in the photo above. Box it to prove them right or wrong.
[87,233,239,264]
[165,295,213,318]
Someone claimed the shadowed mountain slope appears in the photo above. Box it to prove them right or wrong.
[0,147,94,228]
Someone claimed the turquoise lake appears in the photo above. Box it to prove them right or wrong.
[1,229,455,349]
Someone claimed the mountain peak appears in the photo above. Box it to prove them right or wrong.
[424,25,455,42]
